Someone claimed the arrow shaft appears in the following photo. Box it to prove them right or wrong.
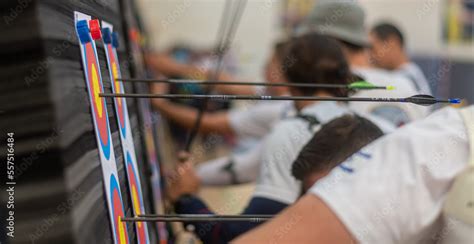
[138,214,273,218]
[122,216,271,222]
[100,93,405,102]
[117,78,387,90]
[99,93,457,106]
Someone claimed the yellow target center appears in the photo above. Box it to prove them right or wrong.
[91,64,103,118]
[118,215,127,244]
[132,186,142,228]
[112,62,122,106]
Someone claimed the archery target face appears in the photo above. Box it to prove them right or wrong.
[110,175,130,244]
[84,42,112,160]
[126,152,147,243]
[101,23,150,243]
[76,12,131,244]
[107,45,127,138]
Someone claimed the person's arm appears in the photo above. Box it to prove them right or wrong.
[146,53,257,95]
[196,143,263,186]
[175,196,288,244]
[146,53,206,79]
[151,99,234,135]
[211,72,258,95]
[195,156,236,185]
[212,82,257,95]
[232,194,356,244]
[168,161,288,243]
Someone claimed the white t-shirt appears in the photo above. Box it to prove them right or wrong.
[253,101,395,204]
[196,100,293,186]
[310,106,472,244]
[351,67,430,126]
[397,62,432,95]
[228,100,293,139]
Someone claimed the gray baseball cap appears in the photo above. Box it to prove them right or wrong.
[297,0,370,47]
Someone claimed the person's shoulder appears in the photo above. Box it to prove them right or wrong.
[263,116,309,147]
[402,62,423,72]
[397,106,466,138]
[358,112,397,133]
[354,67,408,86]
[247,100,290,115]
[354,67,419,94]
[270,116,307,136]
[418,106,463,123]
[399,62,426,77]
[379,68,420,93]
[229,100,288,122]
[355,67,405,80]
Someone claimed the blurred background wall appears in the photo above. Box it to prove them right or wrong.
[135,0,473,225]
[137,0,473,83]
[138,0,281,80]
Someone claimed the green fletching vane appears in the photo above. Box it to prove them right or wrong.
[348,81,375,89]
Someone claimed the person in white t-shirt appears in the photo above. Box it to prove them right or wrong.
[291,114,385,194]
[253,100,394,204]
[297,1,429,126]
[370,22,432,95]
[234,105,473,244]
[150,41,291,138]
[167,32,394,244]
[351,67,425,126]
[252,32,395,206]
[150,41,294,185]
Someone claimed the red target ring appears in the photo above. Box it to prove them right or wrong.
[84,42,111,159]
[110,175,130,244]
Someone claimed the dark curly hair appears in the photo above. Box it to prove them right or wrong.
[291,114,384,181]
[283,33,351,97]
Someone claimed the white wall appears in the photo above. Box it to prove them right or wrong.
[360,0,473,62]
[137,0,282,80]
[137,0,473,80]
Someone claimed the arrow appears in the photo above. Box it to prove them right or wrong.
[138,214,273,218]
[99,93,461,106]
[403,94,460,106]
[117,78,394,90]
[122,215,272,223]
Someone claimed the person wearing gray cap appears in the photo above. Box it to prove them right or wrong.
[296,0,429,127]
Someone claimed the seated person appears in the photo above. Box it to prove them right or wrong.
[370,22,432,95]
[149,41,291,136]
[291,114,384,194]
[150,41,294,186]
[298,1,430,126]
[166,33,393,244]
[234,105,473,243]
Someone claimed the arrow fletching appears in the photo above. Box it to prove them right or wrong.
[347,81,396,90]
[405,94,461,106]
